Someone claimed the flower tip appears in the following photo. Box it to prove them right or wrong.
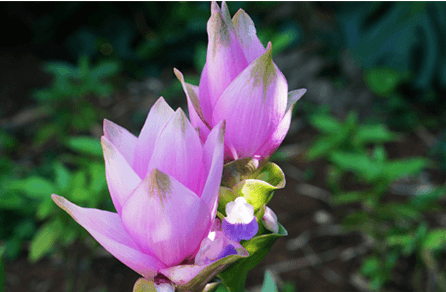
[173,68,183,81]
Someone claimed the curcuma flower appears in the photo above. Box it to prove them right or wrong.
[52,97,247,289]
[175,1,306,162]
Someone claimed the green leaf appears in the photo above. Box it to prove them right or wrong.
[91,60,121,79]
[309,113,342,134]
[29,219,63,262]
[306,136,339,161]
[65,136,103,157]
[422,229,446,251]
[355,124,397,145]
[331,191,363,206]
[69,171,90,204]
[330,151,382,182]
[54,162,71,192]
[18,176,56,199]
[261,270,278,292]
[44,62,78,78]
[384,158,427,181]
[218,223,287,292]
[361,255,381,276]
[254,162,286,189]
[233,180,278,213]
[88,162,106,193]
[386,234,412,247]
[365,67,402,97]
[36,197,56,220]
[379,203,422,221]
[342,211,370,229]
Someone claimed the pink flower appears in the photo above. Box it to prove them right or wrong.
[52,97,236,280]
[175,1,306,162]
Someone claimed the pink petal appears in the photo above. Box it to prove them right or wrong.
[51,195,166,278]
[199,1,248,112]
[132,97,175,179]
[232,9,266,63]
[211,43,288,159]
[101,136,141,215]
[173,68,211,142]
[201,120,225,221]
[103,119,137,167]
[121,169,212,267]
[254,88,306,159]
[147,108,205,195]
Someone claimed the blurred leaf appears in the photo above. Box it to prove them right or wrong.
[88,162,106,194]
[365,67,402,96]
[70,171,90,204]
[361,255,381,276]
[331,191,363,206]
[387,234,412,247]
[65,136,103,157]
[355,124,397,145]
[410,186,446,212]
[261,270,278,292]
[44,62,78,78]
[330,151,382,182]
[379,203,422,221]
[14,219,36,240]
[54,162,71,193]
[5,237,22,260]
[18,176,56,199]
[384,158,427,181]
[91,60,121,79]
[422,229,446,251]
[29,219,63,262]
[309,113,342,134]
[36,198,56,220]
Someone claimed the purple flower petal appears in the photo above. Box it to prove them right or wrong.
[222,217,259,242]
[132,97,175,179]
[121,169,211,267]
[103,119,137,167]
[147,108,205,195]
[101,136,141,215]
[199,2,248,112]
[211,43,288,159]
[51,195,166,278]
[232,9,266,63]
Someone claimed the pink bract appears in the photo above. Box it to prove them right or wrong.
[175,1,306,162]
[52,97,229,280]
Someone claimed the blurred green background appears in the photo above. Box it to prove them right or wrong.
[1,2,446,292]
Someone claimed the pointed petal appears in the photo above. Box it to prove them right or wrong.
[232,9,266,63]
[212,43,288,159]
[121,169,212,267]
[147,108,205,195]
[201,120,225,220]
[254,89,306,159]
[51,195,166,278]
[174,68,211,141]
[103,119,137,166]
[102,136,141,215]
[132,97,175,178]
[200,2,248,111]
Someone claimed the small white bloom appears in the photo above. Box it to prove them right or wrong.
[225,197,255,224]
[262,206,279,234]
[155,282,175,292]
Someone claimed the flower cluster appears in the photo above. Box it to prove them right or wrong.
[52,2,305,292]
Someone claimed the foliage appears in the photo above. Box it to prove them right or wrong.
[308,108,446,290]
[336,2,446,92]
[32,56,121,146]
